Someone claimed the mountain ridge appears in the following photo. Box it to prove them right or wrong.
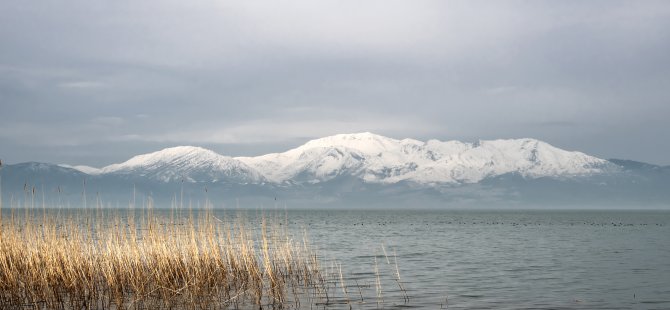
[1,133,668,208]
[53,132,617,185]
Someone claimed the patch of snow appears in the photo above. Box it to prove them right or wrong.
[58,164,102,175]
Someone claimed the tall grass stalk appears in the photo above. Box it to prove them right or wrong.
[0,207,327,309]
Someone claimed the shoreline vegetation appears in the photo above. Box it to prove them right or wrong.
[0,201,331,309]
[0,197,409,309]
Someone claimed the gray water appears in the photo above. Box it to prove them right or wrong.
[272,209,670,309]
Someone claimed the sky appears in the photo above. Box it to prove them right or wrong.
[1,0,669,167]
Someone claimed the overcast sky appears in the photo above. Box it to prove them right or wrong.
[1,0,669,167]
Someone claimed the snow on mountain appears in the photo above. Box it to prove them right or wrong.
[236,132,614,184]
[388,138,612,184]
[50,133,614,185]
[100,146,265,183]
[59,164,102,175]
[236,133,393,183]
[238,146,368,183]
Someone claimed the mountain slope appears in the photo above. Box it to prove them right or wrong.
[0,162,89,202]
[100,146,266,184]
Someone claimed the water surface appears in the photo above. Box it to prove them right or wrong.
[272,209,670,309]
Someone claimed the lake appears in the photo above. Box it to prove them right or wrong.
[250,209,670,309]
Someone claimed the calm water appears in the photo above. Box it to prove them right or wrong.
[261,209,670,309]
[5,208,669,309]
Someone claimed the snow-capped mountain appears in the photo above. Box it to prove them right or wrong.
[98,146,265,184]
[236,132,615,184]
[2,133,668,208]
[50,133,616,185]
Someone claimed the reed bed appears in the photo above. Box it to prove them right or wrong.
[0,206,329,309]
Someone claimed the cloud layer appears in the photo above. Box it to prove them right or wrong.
[1,1,669,166]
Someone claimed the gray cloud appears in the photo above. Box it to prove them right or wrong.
[1,0,669,166]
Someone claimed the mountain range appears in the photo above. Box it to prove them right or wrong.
[2,133,669,208]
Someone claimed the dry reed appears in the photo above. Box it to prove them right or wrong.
[0,206,327,309]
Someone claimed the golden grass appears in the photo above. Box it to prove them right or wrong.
[0,206,328,309]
